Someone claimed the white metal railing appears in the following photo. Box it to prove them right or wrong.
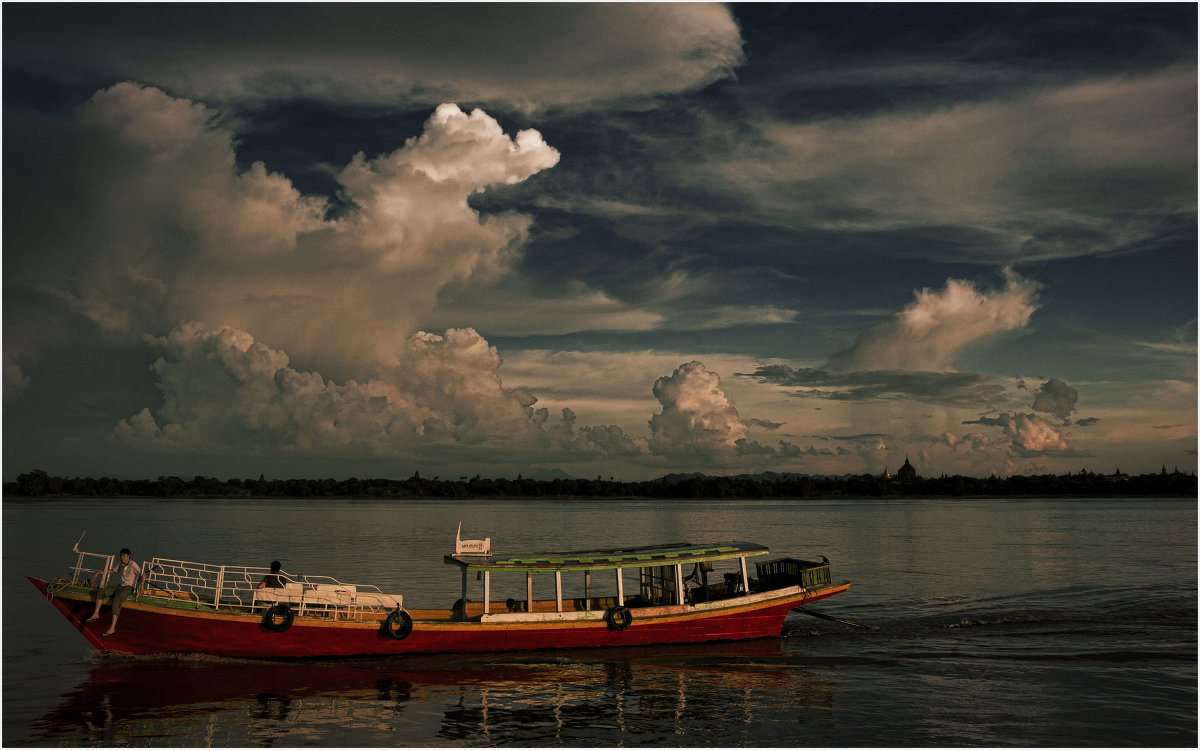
[68,533,116,587]
[141,557,403,620]
[69,551,115,587]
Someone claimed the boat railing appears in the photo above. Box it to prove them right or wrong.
[755,558,832,591]
[69,550,115,588]
[141,557,403,619]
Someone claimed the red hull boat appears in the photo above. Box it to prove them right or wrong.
[29,530,850,659]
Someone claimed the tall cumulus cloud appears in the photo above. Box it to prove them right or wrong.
[7,84,559,379]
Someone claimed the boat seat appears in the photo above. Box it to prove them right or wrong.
[252,582,304,605]
[303,584,356,608]
[354,591,404,610]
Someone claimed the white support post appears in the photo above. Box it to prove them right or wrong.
[555,571,563,612]
[739,557,750,596]
[616,568,624,605]
[526,571,534,613]
[584,570,591,610]
[461,568,468,620]
[675,564,685,605]
[483,571,491,614]
[214,565,226,608]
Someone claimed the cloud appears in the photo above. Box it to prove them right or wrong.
[5,4,744,111]
[693,66,1196,263]
[963,413,1071,455]
[3,353,31,400]
[428,281,664,336]
[826,273,1038,372]
[745,366,1007,406]
[114,329,808,470]
[5,85,560,383]
[113,323,552,456]
[740,272,1037,406]
[1031,377,1079,421]
[648,361,752,458]
[748,418,783,430]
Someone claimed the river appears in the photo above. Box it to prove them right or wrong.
[3,496,1195,746]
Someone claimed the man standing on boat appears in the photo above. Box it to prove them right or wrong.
[84,548,141,637]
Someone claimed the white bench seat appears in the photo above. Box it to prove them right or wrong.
[354,592,404,610]
[250,582,404,617]
[253,582,303,605]
[303,584,356,608]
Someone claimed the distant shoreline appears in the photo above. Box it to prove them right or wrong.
[5,469,1196,500]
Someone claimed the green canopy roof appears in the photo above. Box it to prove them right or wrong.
[443,541,769,572]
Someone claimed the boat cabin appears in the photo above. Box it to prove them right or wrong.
[442,540,831,621]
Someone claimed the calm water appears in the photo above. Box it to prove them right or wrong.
[3,496,1195,747]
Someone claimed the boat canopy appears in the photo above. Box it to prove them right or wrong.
[444,541,769,572]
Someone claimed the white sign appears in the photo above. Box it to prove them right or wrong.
[455,522,491,555]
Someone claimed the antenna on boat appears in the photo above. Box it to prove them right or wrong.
[72,531,86,554]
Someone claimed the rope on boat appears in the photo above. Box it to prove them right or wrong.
[45,578,69,602]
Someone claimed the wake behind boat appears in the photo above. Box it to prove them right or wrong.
[28,527,850,659]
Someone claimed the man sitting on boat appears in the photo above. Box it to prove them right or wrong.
[258,561,285,589]
[84,547,141,637]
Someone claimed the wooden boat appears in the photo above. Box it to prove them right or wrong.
[27,527,850,659]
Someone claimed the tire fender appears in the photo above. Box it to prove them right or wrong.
[382,608,413,640]
[605,606,633,631]
[262,604,294,633]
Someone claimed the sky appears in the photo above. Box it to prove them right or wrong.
[3,3,1196,483]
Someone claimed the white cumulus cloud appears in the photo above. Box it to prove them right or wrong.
[964,412,1071,455]
[114,323,550,456]
[827,273,1038,372]
[648,361,752,458]
[5,85,561,383]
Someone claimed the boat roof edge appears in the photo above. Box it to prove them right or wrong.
[443,540,769,571]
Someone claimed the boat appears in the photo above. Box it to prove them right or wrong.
[27,527,850,659]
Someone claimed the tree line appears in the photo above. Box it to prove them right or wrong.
[5,467,1195,499]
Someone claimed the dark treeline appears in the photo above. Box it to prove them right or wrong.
[5,467,1196,499]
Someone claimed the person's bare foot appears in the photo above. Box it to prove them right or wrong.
[85,617,99,623]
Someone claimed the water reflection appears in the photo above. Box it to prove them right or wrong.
[32,641,846,746]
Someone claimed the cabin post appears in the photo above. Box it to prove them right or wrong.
[616,567,624,605]
[584,570,591,610]
[483,571,491,614]
[554,571,563,612]
[674,564,685,605]
[526,571,534,613]
[460,568,469,619]
[739,557,750,596]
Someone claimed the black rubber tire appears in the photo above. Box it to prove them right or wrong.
[382,608,413,640]
[262,604,294,633]
[605,606,633,631]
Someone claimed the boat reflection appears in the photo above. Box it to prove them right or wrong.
[35,640,845,746]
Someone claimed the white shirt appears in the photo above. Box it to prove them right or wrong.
[118,559,141,587]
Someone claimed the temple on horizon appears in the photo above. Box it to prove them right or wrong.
[884,456,920,483]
